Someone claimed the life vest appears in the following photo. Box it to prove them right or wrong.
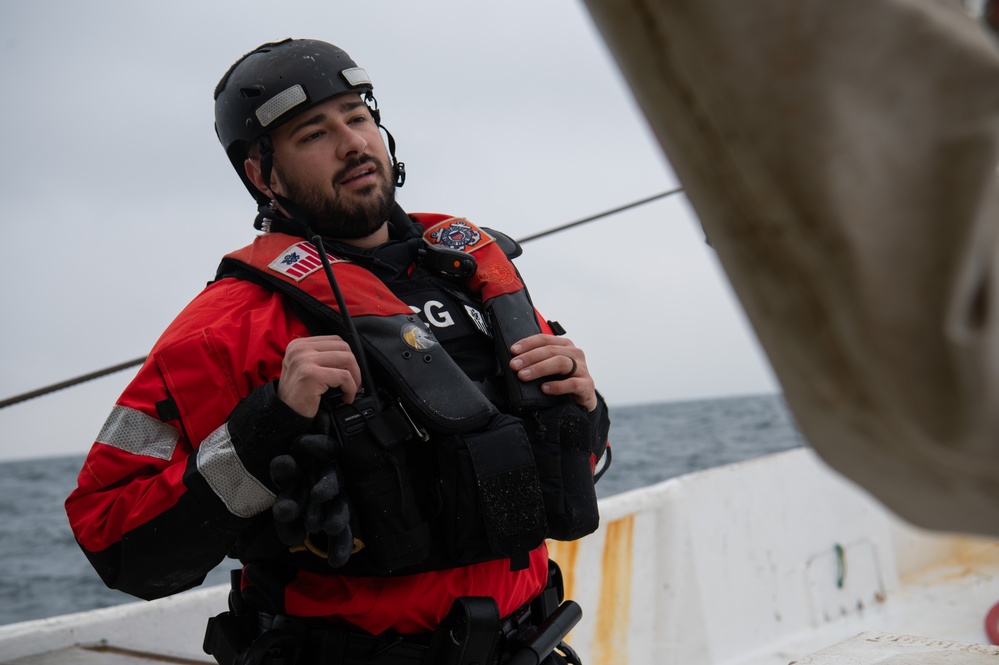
[219,213,600,576]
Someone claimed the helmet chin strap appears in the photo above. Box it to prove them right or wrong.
[383,126,406,188]
[252,134,316,237]
[364,93,406,188]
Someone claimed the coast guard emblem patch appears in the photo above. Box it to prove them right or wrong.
[424,218,494,253]
[268,242,345,282]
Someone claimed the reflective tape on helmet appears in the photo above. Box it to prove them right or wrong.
[341,67,371,87]
[256,84,308,128]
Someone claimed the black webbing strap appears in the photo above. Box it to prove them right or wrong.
[205,560,579,665]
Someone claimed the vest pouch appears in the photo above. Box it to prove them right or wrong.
[354,314,499,434]
[526,403,599,541]
[437,414,548,561]
[485,291,554,411]
[346,459,431,573]
[335,395,431,574]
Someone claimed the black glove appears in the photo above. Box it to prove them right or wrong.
[269,431,354,567]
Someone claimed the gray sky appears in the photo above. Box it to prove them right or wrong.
[0,0,777,462]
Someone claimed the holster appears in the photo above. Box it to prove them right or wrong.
[204,571,298,665]
[426,597,502,665]
[426,560,582,665]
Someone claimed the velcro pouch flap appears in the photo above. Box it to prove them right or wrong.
[463,414,548,555]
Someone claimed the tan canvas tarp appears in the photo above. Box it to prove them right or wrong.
[582,0,999,534]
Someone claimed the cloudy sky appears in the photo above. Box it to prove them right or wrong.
[0,0,777,462]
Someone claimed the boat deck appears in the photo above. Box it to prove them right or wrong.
[745,537,999,664]
[0,585,224,664]
[6,643,212,664]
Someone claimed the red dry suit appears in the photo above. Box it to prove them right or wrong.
[65,210,609,636]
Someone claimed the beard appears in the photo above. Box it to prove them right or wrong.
[279,155,396,240]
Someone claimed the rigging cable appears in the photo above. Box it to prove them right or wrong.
[0,187,684,410]
[517,187,682,243]
[0,357,148,410]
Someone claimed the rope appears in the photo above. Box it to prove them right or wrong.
[0,357,147,409]
[516,188,683,243]
[0,188,685,410]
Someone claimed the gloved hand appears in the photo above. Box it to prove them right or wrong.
[269,430,354,567]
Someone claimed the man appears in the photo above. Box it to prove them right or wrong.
[66,38,609,665]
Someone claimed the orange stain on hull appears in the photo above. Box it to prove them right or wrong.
[596,516,635,665]
[548,538,582,602]
[550,516,635,665]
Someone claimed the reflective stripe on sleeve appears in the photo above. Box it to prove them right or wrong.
[196,424,275,518]
[96,405,180,461]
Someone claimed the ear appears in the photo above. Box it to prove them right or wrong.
[244,158,276,198]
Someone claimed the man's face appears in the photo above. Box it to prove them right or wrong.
[264,94,395,240]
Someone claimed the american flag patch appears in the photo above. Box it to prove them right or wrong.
[267,242,336,282]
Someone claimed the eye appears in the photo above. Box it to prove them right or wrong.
[299,131,323,144]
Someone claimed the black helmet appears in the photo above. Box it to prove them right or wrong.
[214,39,385,205]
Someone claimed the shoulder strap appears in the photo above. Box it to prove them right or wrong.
[216,262,337,338]
[216,256,343,333]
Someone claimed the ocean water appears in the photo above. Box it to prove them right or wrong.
[0,393,805,628]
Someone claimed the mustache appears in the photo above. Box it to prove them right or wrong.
[334,155,384,185]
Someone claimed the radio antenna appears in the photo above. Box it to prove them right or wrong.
[311,234,376,393]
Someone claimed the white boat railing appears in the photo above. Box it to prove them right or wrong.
[2,448,996,664]
[548,447,999,665]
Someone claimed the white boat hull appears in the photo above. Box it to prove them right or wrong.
[3,448,997,664]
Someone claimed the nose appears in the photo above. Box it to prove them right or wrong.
[337,124,367,160]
